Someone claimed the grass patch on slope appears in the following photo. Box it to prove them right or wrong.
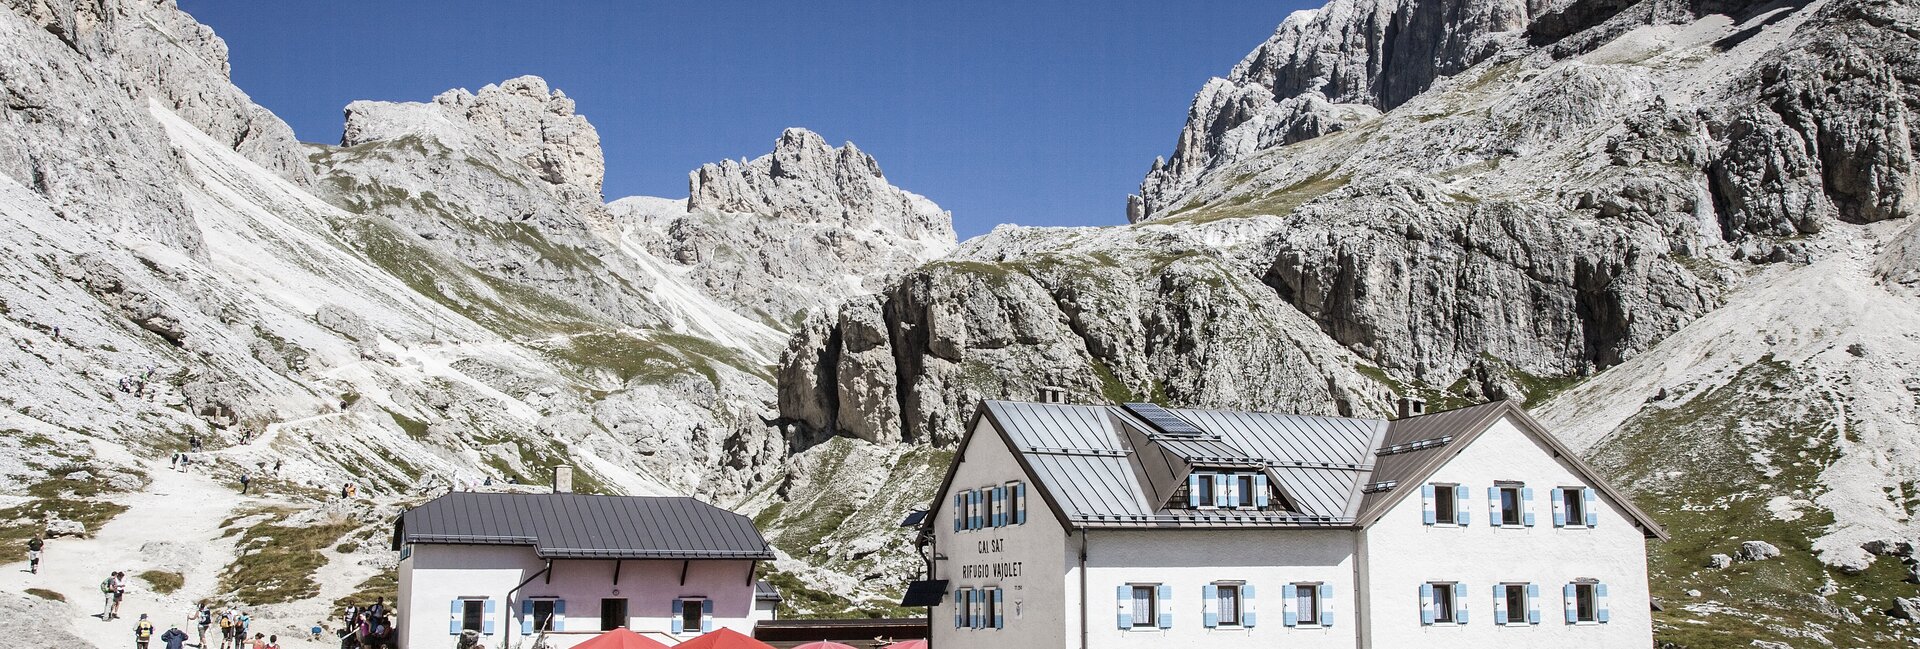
[25,588,64,602]
[219,509,357,605]
[1589,357,1909,648]
[0,468,137,562]
[550,331,770,386]
[1157,170,1350,225]
[332,571,398,618]
[138,570,184,595]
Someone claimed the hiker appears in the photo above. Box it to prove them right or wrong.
[249,632,266,649]
[237,611,252,648]
[272,459,282,474]
[135,613,155,649]
[195,603,213,647]
[189,434,202,453]
[218,609,236,649]
[160,623,187,649]
[239,472,251,495]
[369,597,385,620]
[111,571,128,619]
[26,534,42,573]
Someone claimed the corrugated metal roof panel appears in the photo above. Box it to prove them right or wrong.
[1357,401,1509,516]
[396,492,773,559]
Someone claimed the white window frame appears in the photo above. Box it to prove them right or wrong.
[1235,475,1256,509]
[1005,481,1024,525]
[529,598,557,632]
[1195,474,1216,509]
[1561,486,1587,527]
[1129,584,1159,629]
[1434,484,1458,525]
[1430,582,1457,624]
[1216,583,1243,627]
[1502,584,1528,625]
[1573,584,1598,624]
[1293,583,1322,627]
[460,599,486,633]
[983,484,999,528]
[955,587,972,629]
[1498,485,1524,526]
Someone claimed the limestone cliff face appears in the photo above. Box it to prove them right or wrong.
[612,128,957,328]
[0,0,311,254]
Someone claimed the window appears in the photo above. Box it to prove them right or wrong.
[1294,584,1320,626]
[1503,584,1529,624]
[1431,583,1456,623]
[1005,481,1025,525]
[1131,585,1158,628]
[1500,486,1523,526]
[531,600,555,632]
[1217,584,1242,626]
[682,599,703,634]
[462,600,485,633]
[1574,584,1597,622]
[955,588,972,628]
[1236,475,1256,508]
[1434,484,1457,524]
[984,485,999,528]
[1562,487,1586,526]
[1196,475,1215,507]
[599,598,627,631]
[985,588,1003,629]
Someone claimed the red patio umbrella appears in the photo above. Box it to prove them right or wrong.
[670,627,775,649]
[570,627,673,649]
[792,643,858,649]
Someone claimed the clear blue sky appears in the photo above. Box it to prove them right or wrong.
[177,2,1310,239]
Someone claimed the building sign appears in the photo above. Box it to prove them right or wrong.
[961,536,1023,579]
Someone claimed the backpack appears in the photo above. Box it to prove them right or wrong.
[101,578,113,593]
[220,615,233,629]
[137,621,154,640]
[199,610,211,625]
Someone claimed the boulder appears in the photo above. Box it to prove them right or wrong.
[1708,554,1734,569]
[1737,541,1782,562]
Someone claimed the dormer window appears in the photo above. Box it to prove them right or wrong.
[1184,471,1271,510]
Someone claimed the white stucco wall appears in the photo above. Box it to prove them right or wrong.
[1360,414,1654,649]
[1080,528,1358,649]
[931,417,1069,649]
[397,544,758,649]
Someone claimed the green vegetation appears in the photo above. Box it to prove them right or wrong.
[388,410,430,440]
[1092,360,1134,403]
[332,571,398,618]
[1590,357,1907,648]
[138,570,184,595]
[762,568,920,620]
[0,468,136,562]
[218,509,358,605]
[1157,170,1350,225]
[549,330,770,386]
[25,588,64,602]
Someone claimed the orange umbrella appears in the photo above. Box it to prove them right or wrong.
[670,627,775,649]
[792,643,858,649]
[886,641,927,649]
[571,627,673,649]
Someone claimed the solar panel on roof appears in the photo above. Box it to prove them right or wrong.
[900,579,950,607]
[1123,402,1207,437]
[899,510,928,527]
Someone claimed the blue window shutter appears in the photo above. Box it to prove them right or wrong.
[1584,488,1599,527]
[1189,474,1202,507]
[954,494,964,532]
[702,600,713,632]
[1015,483,1027,525]
[975,589,985,629]
[554,600,566,632]
[1282,583,1297,627]
[672,600,684,634]
[1203,584,1219,628]
[1319,583,1334,626]
[1254,474,1270,508]
[521,600,534,635]
[1117,586,1131,629]
[956,589,967,628]
[1243,585,1257,627]
[449,600,462,635]
[1421,485,1436,525]
[1157,584,1173,628]
[1527,583,1541,624]
[1453,583,1468,624]
[1419,583,1434,625]
[1523,487,1536,527]
[1455,485,1470,526]
[1563,584,1578,623]
[1488,486,1502,527]
[1492,584,1506,626]
[1551,488,1566,527]
[992,589,1004,629]
[482,599,496,635]
[990,486,1002,527]
[1597,584,1610,623]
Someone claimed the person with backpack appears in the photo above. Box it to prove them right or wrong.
[195,603,212,648]
[239,472,251,495]
[110,571,128,620]
[135,613,155,649]
[161,623,188,649]
[237,611,252,645]
[218,608,236,649]
[26,535,42,574]
[100,573,117,620]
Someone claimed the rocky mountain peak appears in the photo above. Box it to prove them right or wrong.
[342,74,605,198]
[688,129,953,245]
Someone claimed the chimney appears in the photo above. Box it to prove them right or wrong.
[1396,396,1427,419]
[553,465,573,493]
[1037,385,1068,404]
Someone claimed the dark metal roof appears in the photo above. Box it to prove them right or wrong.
[754,580,782,601]
[393,492,773,559]
[1356,401,1508,517]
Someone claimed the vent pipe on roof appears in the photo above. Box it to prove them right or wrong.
[553,465,573,493]
[1395,396,1427,419]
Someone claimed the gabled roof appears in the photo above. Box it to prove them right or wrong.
[1354,401,1669,540]
[930,399,1666,539]
[392,492,774,559]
